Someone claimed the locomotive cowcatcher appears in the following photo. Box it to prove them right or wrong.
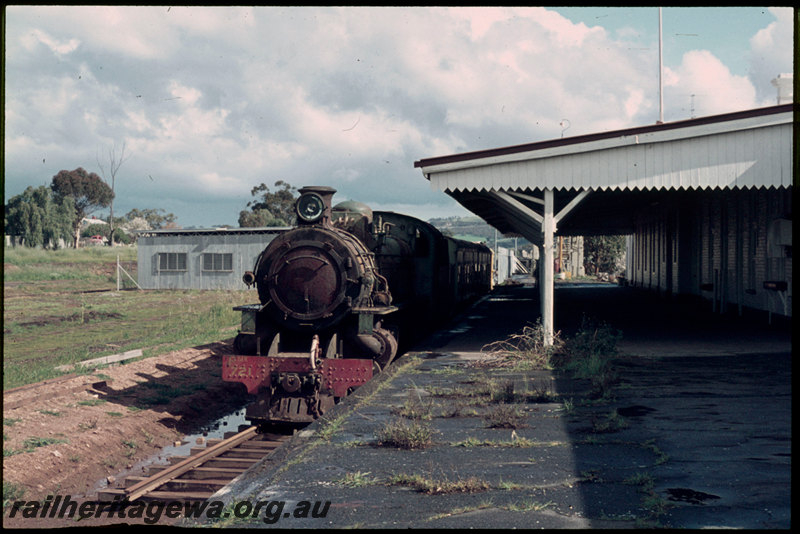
[223,186,492,425]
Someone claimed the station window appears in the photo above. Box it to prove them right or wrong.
[158,252,187,272]
[202,253,233,272]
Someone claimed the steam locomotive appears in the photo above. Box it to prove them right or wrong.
[223,186,492,425]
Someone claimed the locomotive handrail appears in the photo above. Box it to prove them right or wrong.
[350,305,399,314]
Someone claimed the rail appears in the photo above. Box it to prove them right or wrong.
[124,426,258,502]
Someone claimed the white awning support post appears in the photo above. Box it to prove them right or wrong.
[541,189,555,346]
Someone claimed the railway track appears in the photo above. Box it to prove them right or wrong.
[98,426,290,503]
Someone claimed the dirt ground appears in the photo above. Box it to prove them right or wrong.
[3,340,250,527]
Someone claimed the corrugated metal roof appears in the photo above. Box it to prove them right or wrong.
[134,227,291,237]
[416,104,793,192]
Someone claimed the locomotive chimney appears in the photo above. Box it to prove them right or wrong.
[296,186,336,227]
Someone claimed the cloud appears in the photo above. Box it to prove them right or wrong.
[748,7,794,104]
[4,6,793,227]
[167,81,202,106]
[28,29,80,55]
[664,50,757,118]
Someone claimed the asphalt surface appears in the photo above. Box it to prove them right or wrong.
[200,283,791,529]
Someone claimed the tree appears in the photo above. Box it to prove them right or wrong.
[124,208,177,230]
[80,223,132,245]
[96,142,131,246]
[583,235,626,275]
[51,167,114,248]
[238,208,287,228]
[5,186,75,248]
[243,180,298,226]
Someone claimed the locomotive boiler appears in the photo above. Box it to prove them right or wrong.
[223,186,492,425]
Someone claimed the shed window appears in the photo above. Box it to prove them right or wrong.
[202,253,233,272]
[158,252,187,271]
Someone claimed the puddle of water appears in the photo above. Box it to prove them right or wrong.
[617,405,656,417]
[418,352,450,359]
[159,409,250,458]
[91,406,251,495]
[666,488,721,505]
[448,326,470,334]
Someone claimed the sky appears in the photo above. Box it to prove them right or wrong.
[3,6,794,228]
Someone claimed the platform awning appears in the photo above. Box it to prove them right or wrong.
[414,104,794,344]
[416,105,792,193]
[415,105,792,243]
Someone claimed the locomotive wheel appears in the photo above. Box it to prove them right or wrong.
[373,327,398,370]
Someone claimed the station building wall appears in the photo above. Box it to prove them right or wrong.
[626,187,792,317]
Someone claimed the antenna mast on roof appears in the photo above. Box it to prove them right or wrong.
[658,7,664,124]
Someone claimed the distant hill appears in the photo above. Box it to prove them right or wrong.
[428,216,531,250]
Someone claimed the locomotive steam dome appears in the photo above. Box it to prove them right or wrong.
[253,187,383,331]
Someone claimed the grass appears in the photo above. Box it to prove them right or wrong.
[122,439,138,458]
[506,500,554,512]
[3,481,25,508]
[591,409,629,433]
[337,471,379,487]
[388,473,490,495]
[451,436,567,448]
[430,501,496,520]
[6,436,70,457]
[393,390,434,420]
[76,398,107,406]
[376,418,434,449]
[554,316,622,399]
[479,318,563,369]
[483,404,528,429]
[3,245,256,389]
[478,316,622,400]
[23,436,68,449]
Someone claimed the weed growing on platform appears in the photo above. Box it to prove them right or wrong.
[388,473,490,494]
[488,378,515,402]
[376,418,433,449]
[483,404,528,429]
[429,500,496,520]
[479,319,564,369]
[591,409,629,433]
[506,500,554,512]
[393,389,434,420]
[437,399,480,418]
[552,316,622,399]
[624,472,655,491]
[338,471,379,487]
[517,377,560,403]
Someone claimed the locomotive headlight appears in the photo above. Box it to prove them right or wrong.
[296,192,325,223]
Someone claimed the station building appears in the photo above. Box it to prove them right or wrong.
[136,227,287,290]
[416,103,793,342]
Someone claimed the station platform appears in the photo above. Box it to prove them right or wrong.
[202,283,791,529]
